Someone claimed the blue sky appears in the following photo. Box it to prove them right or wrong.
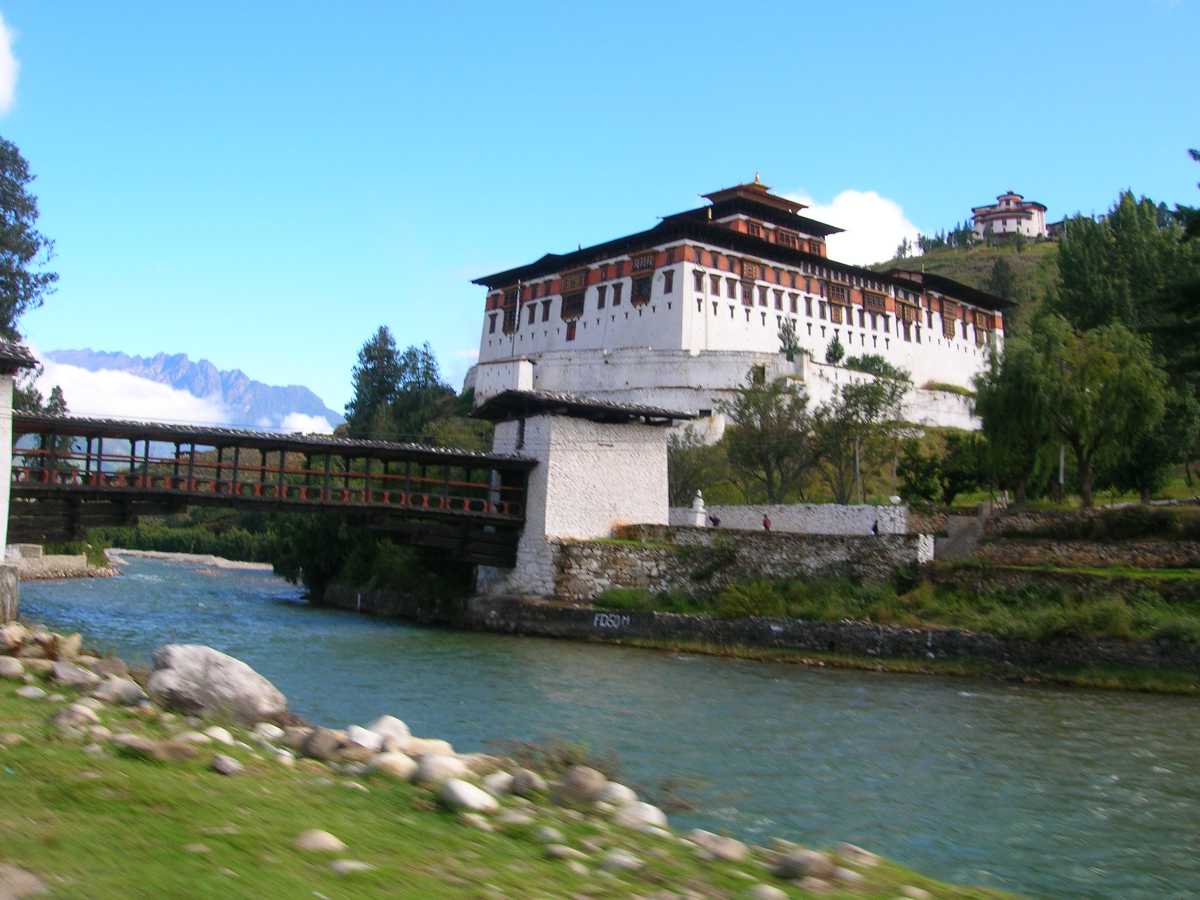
[4,0,1198,417]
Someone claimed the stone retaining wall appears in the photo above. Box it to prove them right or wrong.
[465,596,1200,671]
[976,539,1200,569]
[553,527,933,604]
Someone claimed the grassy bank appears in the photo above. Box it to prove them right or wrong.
[595,574,1200,644]
[604,637,1200,696]
[0,659,1005,897]
[89,524,275,564]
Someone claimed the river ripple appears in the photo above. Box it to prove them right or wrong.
[21,558,1200,898]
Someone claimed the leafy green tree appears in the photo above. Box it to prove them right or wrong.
[1055,191,1200,333]
[812,368,911,503]
[391,342,454,440]
[717,373,818,504]
[777,317,801,362]
[1035,316,1167,507]
[973,338,1052,505]
[897,440,940,504]
[938,432,985,505]
[345,326,402,437]
[0,137,57,339]
[824,334,845,365]
[986,257,1017,302]
[667,426,732,506]
[1104,387,1200,504]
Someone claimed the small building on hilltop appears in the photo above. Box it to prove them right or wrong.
[465,177,1013,436]
[971,191,1049,240]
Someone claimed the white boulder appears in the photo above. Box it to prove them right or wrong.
[146,644,286,723]
[438,778,498,814]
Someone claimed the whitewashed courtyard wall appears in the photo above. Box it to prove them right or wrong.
[669,503,908,536]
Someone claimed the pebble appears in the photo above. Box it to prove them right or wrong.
[330,859,374,875]
[832,866,864,884]
[747,885,787,900]
[49,660,101,688]
[211,754,244,776]
[438,778,499,814]
[612,801,668,831]
[901,887,933,900]
[510,768,547,797]
[366,751,417,781]
[496,810,535,827]
[596,782,637,806]
[414,753,468,785]
[204,726,234,746]
[0,863,47,897]
[175,731,212,745]
[47,694,66,703]
[184,843,211,854]
[0,657,24,679]
[482,770,514,797]
[0,733,24,747]
[566,860,589,877]
[599,848,643,872]
[14,686,44,700]
[836,842,881,868]
[546,844,587,861]
[458,812,494,832]
[294,830,347,852]
[797,876,834,893]
[253,722,285,743]
[535,826,565,844]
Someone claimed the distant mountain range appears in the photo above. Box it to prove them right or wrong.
[44,349,343,430]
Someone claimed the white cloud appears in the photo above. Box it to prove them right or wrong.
[785,189,921,266]
[36,358,233,424]
[279,412,334,435]
[0,15,19,115]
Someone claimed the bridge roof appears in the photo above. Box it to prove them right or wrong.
[0,340,38,374]
[472,389,697,425]
[13,414,537,469]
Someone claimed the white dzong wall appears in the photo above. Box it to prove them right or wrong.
[476,413,670,598]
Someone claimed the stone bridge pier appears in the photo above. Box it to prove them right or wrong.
[470,389,696,598]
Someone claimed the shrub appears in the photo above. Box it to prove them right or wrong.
[594,588,655,612]
[715,580,786,619]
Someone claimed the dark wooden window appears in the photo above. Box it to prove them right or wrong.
[561,292,585,320]
[566,321,577,341]
[488,313,497,334]
[777,229,801,249]
[758,286,768,307]
[541,300,551,322]
[527,304,536,325]
[747,222,763,239]
[726,278,736,299]
[632,276,652,306]
[502,306,517,334]
[597,285,607,309]
[710,274,720,295]
[663,270,674,294]
[752,365,766,385]
[612,283,623,306]
[693,270,704,292]
[805,297,813,316]
[774,290,783,310]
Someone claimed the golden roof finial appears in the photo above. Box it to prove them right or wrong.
[753,171,763,186]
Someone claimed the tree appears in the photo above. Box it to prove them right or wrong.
[778,317,801,362]
[843,354,906,380]
[667,426,729,506]
[391,342,453,439]
[973,338,1052,505]
[0,138,57,339]
[717,372,818,504]
[345,326,402,437]
[812,368,911,503]
[938,432,985,505]
[897,440,940,504]
[986,257,1017,302]
[1105,387,1200,504]
[824,334,845,365]
[1035,316,1167,507]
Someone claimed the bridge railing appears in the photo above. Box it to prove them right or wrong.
[11,420,530,522]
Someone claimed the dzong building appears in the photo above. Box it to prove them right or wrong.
[466,177,1012,436]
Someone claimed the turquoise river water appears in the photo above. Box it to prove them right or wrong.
[20,557,1200,898]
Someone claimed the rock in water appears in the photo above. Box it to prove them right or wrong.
[146,644,286,723]
[438,778,499,814]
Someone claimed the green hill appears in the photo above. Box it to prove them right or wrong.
[872,240,1059,333]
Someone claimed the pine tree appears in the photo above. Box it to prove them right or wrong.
[344,326,402,437]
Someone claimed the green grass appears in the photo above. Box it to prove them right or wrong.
[921,381,976,398]
[0,674,1007,898]
[42,540,111,569]
[609,637,1200,696]
[594,575,1200,644]
[991,563,1200,582]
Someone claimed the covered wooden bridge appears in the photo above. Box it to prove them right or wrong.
[9,414,536,566]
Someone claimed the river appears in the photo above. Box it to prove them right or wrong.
[20,557,1200,898]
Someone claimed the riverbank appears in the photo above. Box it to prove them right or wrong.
[0,621,999,898]
[105,548,275,572]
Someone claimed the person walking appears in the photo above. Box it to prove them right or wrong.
[708,514,721,528]
[762,514,772,532]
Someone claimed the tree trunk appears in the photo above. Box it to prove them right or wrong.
[1014,478,1027,507]
[1140,485,1152,506]
[1078,459,1094,509]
